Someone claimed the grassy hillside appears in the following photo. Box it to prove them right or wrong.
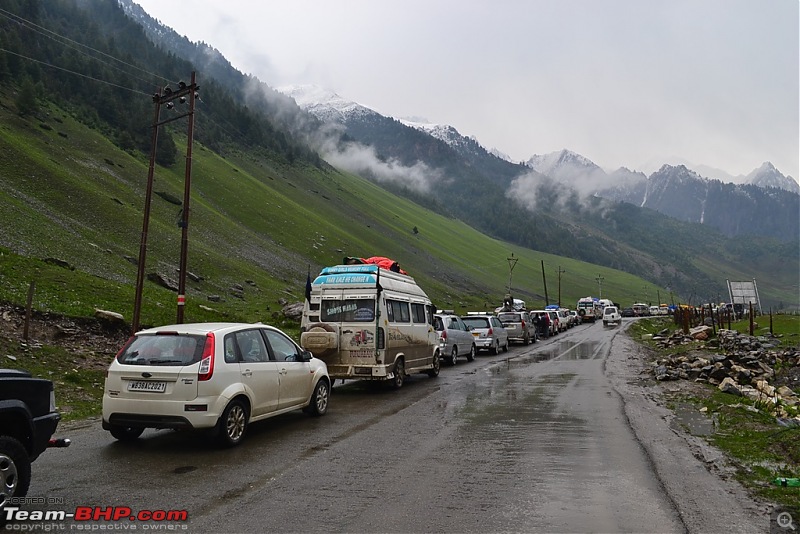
[0,90,671,328]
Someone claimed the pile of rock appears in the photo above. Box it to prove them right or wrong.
[650,328,800,420]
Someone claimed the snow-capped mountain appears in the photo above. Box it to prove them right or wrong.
[603,164,799,241]
[278,84,379,123]
[527,149,601,177]
[280,84,796,242]
[745,162,799,193]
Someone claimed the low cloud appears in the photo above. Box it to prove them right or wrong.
[322,141,442,193]
[507,169,612,216]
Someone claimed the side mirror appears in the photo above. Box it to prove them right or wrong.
[301,350,313,362]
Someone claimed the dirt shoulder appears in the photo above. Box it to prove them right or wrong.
[607,325,772,532]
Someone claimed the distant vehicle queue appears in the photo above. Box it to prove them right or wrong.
[297,259,645,390]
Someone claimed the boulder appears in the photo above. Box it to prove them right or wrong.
[282,302,304,322]
[94,309,124,323]
[719,377,742,396]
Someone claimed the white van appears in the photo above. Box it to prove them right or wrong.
[300,264,440,388]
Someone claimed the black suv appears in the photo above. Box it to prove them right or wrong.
[1,369,69,521]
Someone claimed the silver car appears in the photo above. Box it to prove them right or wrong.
[434,313,477,365]
[496,311,532,345]
[462,314,509,355]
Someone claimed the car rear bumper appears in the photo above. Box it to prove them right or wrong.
[30,412,60,461]
[102,395,228,430]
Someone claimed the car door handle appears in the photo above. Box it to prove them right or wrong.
[241,370,252,377]
[279,368,288,375]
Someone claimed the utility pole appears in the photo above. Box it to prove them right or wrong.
[541,260,549,306]
[132,73,200,333]
[595,274,604,300]
[556,266,566,307]
[176,71,198,324]
[506,253,518,296]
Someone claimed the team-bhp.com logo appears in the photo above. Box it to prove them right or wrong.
[4,506,189,529]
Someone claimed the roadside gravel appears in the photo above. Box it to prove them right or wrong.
[607,325,770,533]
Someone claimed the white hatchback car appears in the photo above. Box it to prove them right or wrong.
[102,323,331,447]
[602,306,622,326]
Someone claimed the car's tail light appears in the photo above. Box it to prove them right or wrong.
[441,330,447,341]
[487,328,493,336]
[114,336,135,362]
[198,332,215,381]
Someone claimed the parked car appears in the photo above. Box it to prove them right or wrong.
[103,322,331,447]
[567,310,579,327]
[462,313,509,355]
[497,310,532,345]
[434,313,476,365]
[555,309,570,332]
[603,306,622,326]
[1,369,70,525]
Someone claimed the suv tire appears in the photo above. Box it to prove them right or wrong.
[0,436,31,517]
[466,344,476,362]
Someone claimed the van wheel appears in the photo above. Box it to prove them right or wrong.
[108,425,144,442]
[449,346,458,366]
[0,436,31,515]
[392,359,405,389]
[427,352,440,378]
[466,344,476,362]
[490,341,499,355]
[217,400,248,447]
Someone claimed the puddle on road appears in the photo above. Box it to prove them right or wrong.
[500,340,601,368]
[670,403,715,436]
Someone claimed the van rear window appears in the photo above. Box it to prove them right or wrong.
[321,299,375,322]
[497,313,521,322]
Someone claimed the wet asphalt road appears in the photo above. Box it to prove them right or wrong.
[24,320,765,533]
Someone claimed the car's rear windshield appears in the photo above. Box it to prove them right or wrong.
[462,317,490,329]
[497,313,521,323]
[117,334,205,366]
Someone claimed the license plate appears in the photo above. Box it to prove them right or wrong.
[472,332,480,337]
[127,380,166,393]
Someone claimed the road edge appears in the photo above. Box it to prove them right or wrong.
[606,324,769,533]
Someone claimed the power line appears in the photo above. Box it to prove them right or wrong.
[0,47,151,96]
[0,7,172,86]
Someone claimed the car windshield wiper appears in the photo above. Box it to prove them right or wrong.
[148,359,185,365]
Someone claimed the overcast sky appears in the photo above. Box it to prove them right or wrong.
[133,0,799,181]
